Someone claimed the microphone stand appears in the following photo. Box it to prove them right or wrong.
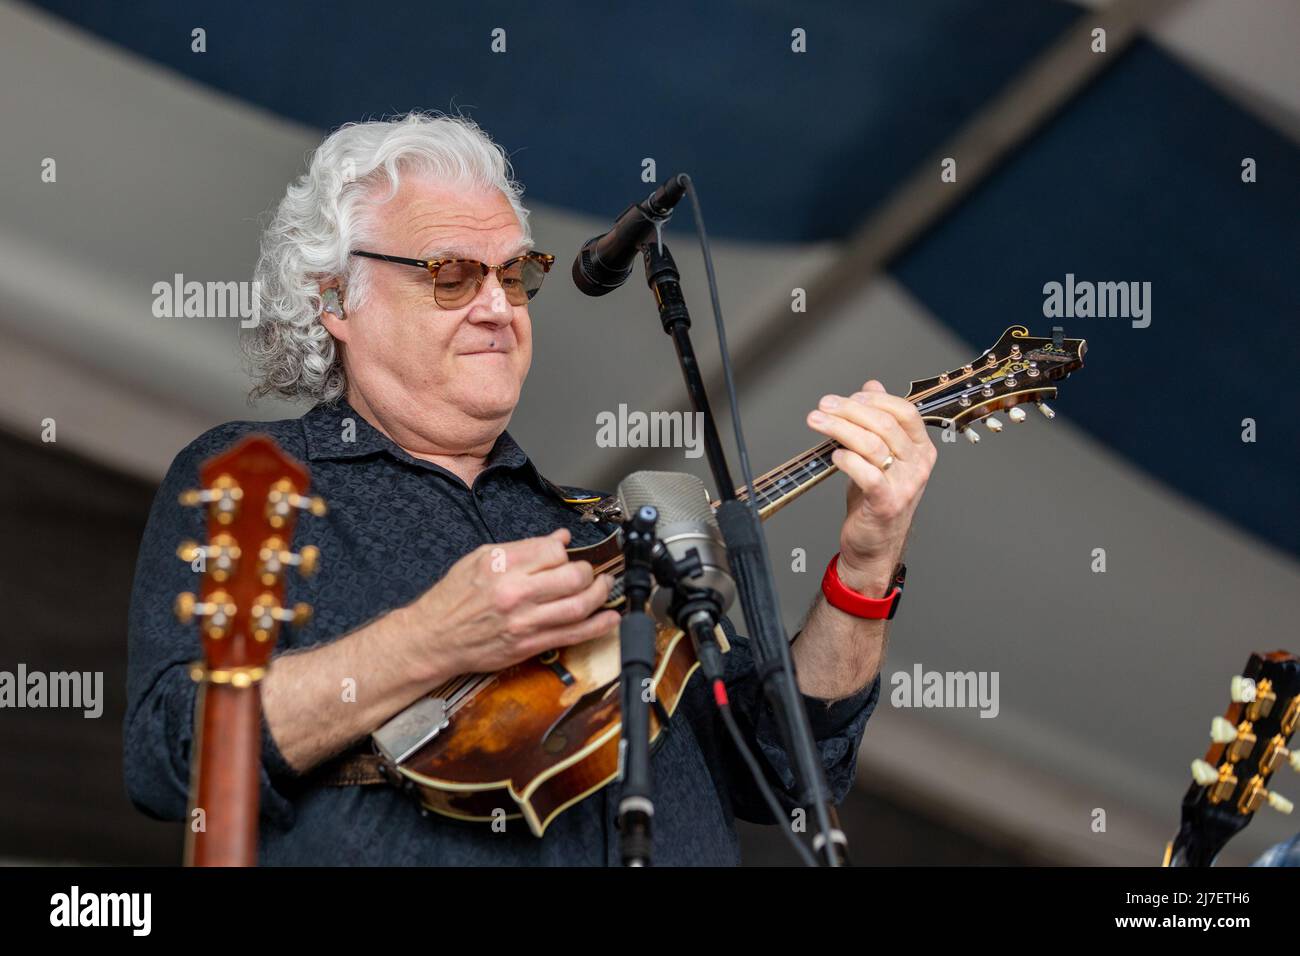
[617,504,659,866]
[641,241,848,866]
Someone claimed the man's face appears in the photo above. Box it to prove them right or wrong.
[336,177,534,444]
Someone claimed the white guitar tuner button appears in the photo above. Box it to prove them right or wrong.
[1210,716,1238,744]
[1191,759,1220,786]
[1036,402,1056,420]
[1007,407,1027,423]
[1267,791,1294,815]
[963,428,980,445]
[985,417,1003,433]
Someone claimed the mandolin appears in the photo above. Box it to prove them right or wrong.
[174,435,325,866]
[1164,651,1300,867]
[373,325,1086,836]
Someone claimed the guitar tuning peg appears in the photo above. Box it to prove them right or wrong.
[1191,758,1220,786]
[1007,407,1027,423]
[1036,401,1055,420]
[174,590,237,637]
[250,595,313,642]
[266,483,328,528]
[1210,716,1238,744]
[176,536,242,580]
[297,545,321,577]
[963,427,980,445]
[179,476,244,518]
[259,539,322,583]
[985,416,1004,433]
[175,591,196,625]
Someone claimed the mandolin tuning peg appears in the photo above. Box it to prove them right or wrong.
[1210,716,1238,744]
[963,427,980,445]
[1191,758,1220,787]
[985,416,1004,433]
[1007,407,1027,423]
[1267,791,1294,815]
[1290,751,1300,772]
[1230,675,1256,703]
[1036,401,1056,420]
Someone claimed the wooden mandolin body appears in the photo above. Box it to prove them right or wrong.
[393,532,714,836]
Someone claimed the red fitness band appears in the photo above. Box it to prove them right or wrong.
[821,553,906,620]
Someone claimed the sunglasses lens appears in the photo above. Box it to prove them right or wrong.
[434,261,483,309]
[501,257,548,305]
[432,256,549,308]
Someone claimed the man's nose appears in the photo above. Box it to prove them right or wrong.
[466,271,513,323]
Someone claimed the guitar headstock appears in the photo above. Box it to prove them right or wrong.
[905,326,1087,443]
[174,435,325,685]
[1166,651,1300,867]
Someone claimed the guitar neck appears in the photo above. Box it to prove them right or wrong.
[185,681,263,867]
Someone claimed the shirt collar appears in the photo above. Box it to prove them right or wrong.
[301,399,535,477]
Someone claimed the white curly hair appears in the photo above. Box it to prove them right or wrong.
[244,112,532,403]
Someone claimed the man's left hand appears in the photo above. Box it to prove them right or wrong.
[805,380,937,595]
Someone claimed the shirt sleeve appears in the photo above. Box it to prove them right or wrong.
[708,613,880,825]
[122,430,297,829]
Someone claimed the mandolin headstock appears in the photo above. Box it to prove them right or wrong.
[174,435,326,682]
[1166,651,1300,867]
[905,325,1087,442]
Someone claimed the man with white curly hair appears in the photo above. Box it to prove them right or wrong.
[125,113,936,865]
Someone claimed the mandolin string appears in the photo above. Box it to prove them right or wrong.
[447,674,496,714]
[718,373,999,510]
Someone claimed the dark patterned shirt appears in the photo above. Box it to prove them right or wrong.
[124,399,879,865]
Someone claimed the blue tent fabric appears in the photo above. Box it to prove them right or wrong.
[25,0,1300,556]
[891,40,1300,557]
[27,0,1080,240]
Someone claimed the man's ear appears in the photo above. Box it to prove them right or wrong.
[319,280,349,341]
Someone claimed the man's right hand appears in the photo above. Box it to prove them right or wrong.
[402,528,621,681]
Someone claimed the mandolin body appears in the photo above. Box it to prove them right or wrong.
[392,531,713,837]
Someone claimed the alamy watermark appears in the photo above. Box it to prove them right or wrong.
[890,662,999,718]
[1042,273,1151,328]
[151,274,260,328]
[0,664,103,718]
[596,404,705,459]
[50,886,150,935]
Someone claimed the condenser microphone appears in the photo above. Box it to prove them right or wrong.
[615,470,735,624]
[571,175,688,297]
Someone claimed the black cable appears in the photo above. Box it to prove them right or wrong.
[710,679,819,868]
[680,175,846,866]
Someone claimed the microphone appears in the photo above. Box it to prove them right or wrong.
[615,470,735,624]
[572,175,688,297]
